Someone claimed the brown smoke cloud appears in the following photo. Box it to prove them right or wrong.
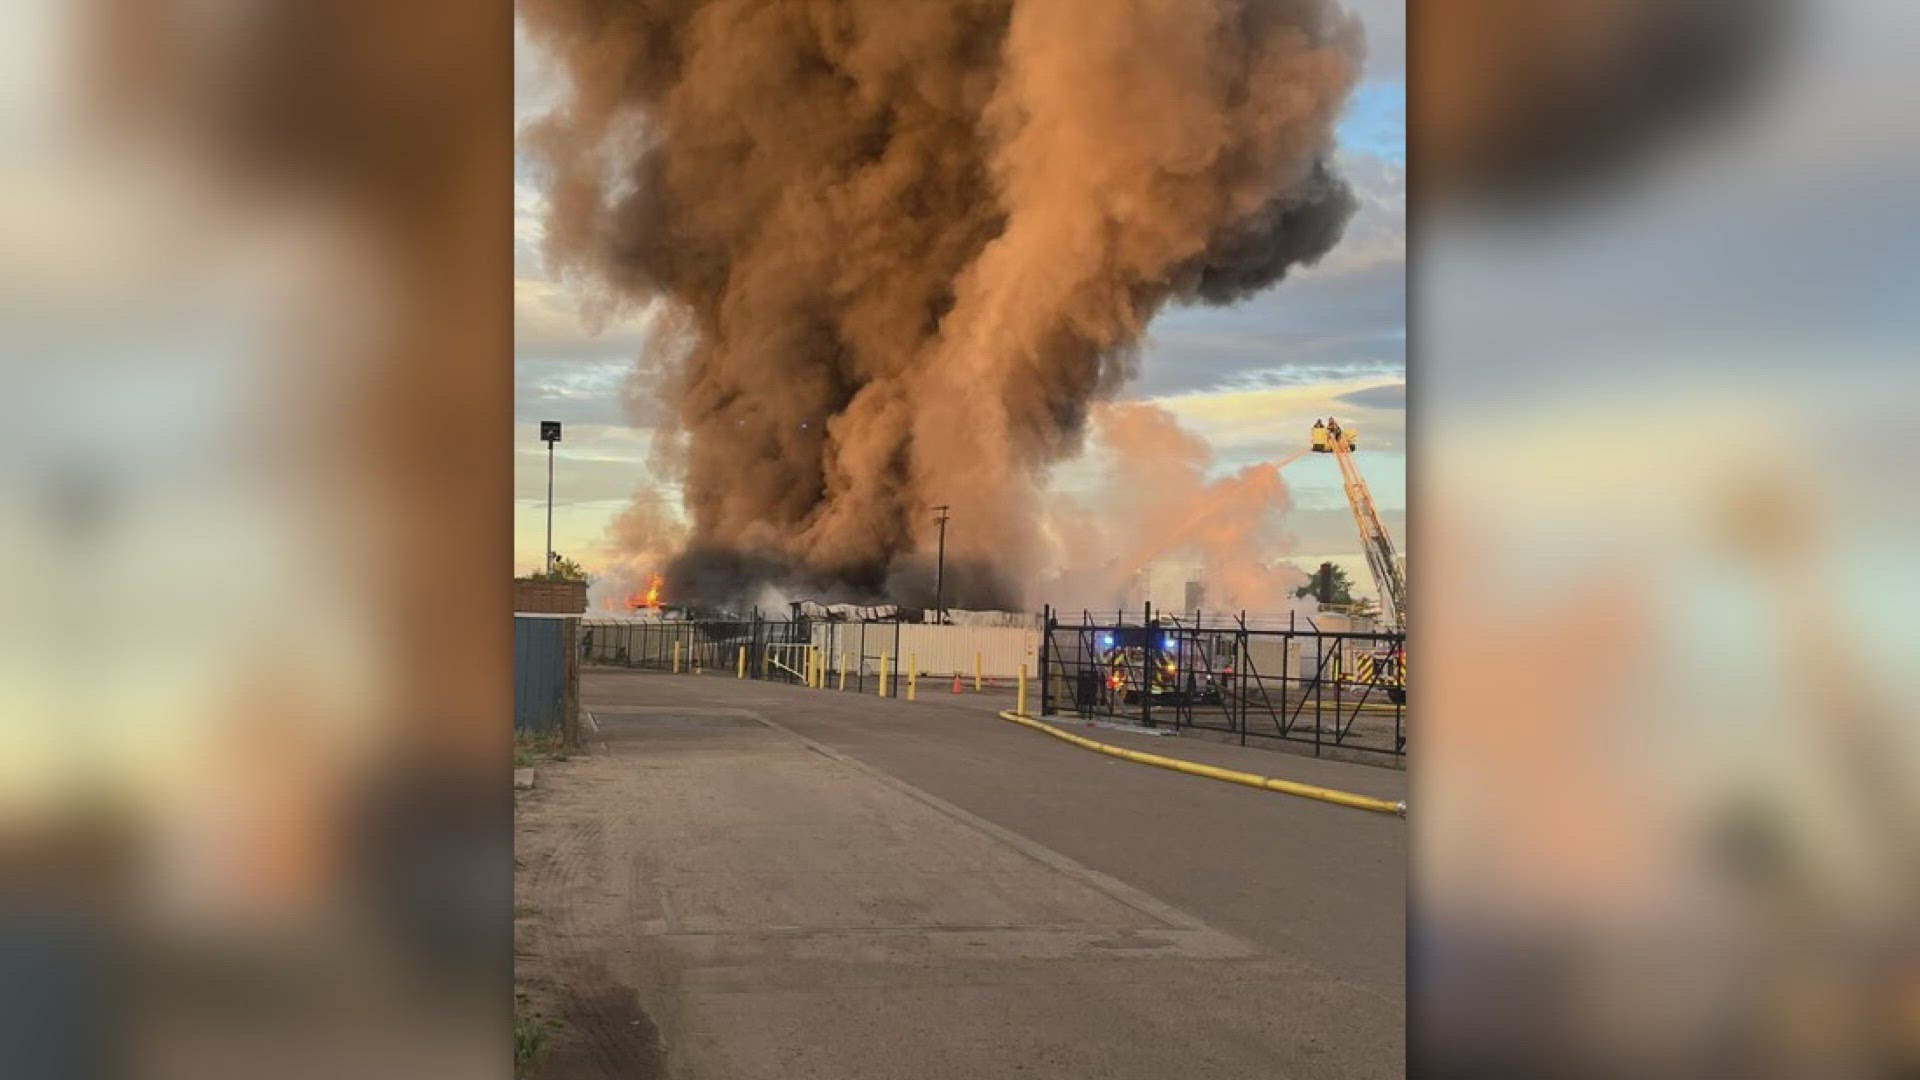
[523,0,1361,609]
[1039,402,1307,614]
[588,484,688,611]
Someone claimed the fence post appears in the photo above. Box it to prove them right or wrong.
[907,654,917,701]
[879,651,890,698]
[1017,663,1028,717]
[1395,633,1405,755]
[1141,602,1156,729]
[1282,626,1297,734]
[1236,620,1248,745]
[839,653,848,692]
[1037,605,1052,717]
[1314,635,1323,757]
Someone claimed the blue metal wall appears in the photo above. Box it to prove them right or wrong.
[514,616,570,732]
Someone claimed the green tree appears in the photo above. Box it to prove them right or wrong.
[544,554,588,582]
[1294,561,1355,606]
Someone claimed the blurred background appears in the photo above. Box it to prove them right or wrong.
[0,0,509,1077]
[1414,0,1920,1075]
[1,0,1916,1076]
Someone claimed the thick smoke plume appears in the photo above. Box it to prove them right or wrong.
[1039,402,1307,614]
[587,484,686,612]
[524,0,1361,609]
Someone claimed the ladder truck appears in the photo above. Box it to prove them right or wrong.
[1310,418,1406,632]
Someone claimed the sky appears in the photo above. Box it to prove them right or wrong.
[513,1,1406,604]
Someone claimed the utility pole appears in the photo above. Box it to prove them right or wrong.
[932,505,951,625]
[541,421,562,575]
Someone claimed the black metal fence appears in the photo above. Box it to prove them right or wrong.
[1037,604,1406,761]
[806,618,904,693]
[579,616,814,682]
[577,603,1407,761]
[580,615,916,692]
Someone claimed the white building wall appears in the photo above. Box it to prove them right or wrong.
[811,623,1040,683]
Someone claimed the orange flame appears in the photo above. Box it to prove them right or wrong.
[626,574,665,612]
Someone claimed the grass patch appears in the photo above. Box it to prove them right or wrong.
[515,990,561,1077]
[515,730,570,769]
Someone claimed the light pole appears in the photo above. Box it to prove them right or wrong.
[932,504,950,625]
[541,421,562,575]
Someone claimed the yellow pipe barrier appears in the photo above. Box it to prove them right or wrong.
[907,655,918,701]
[879,652,890,698]
[808,646,818,688]
[672,640,682,674]
[737,646,747,679]
[1016,664,1027,717]
[995,710,1406,817]
[838,654,848,692]
[974,652,982,693]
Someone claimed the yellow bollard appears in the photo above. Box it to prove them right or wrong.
[908,654,918,702]
[737,646,747,679]
[672,640,682,674]
[974,651,983,693]
[879,652,890,697]
[839,653,848,692]
[1016,663,1028,716]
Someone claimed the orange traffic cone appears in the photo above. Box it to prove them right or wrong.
[952,672,963,693]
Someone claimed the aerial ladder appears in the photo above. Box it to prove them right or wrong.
[1310,418,1406,632]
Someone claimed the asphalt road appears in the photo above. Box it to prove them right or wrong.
[515,669,1405,1079]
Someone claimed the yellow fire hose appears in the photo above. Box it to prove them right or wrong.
[997,711,1406,817]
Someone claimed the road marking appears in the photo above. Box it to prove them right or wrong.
[999,710,1407,817]
[742,710,1251,948]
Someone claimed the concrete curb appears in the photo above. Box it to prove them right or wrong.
[997,711,1406,817]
